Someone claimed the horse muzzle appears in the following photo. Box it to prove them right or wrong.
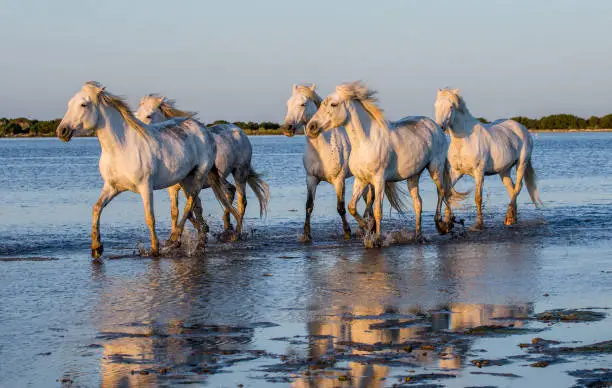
[305,121,321,139]
[280,123,296,137]
[56,124,75,142]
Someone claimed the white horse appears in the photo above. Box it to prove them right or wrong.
[56,82,233,258]
[306,82,454,247]
[136,95,269,240]
[280,84,374,242]
[434,88,543,230]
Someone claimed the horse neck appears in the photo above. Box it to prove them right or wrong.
[304,102,327,150]
[344,101,387,148]
[449,106,479,138]
[95,105,133,154]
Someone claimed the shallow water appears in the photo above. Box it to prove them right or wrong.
[0,134,611,387]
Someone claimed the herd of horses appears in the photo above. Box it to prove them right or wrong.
[56,81,543,258]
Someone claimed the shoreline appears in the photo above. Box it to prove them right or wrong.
[2,128,612,139]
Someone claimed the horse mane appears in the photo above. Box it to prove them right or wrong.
[439,88,467,113]
[295,84,322,108]
[142,94,196,119]
[84,81,151,139]
[335,81,387,128]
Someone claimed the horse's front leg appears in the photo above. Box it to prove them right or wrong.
[302,175,319,243]
[471,170,485,231]
[348,178,370,235]
[332,178,351,240]
[91,183,122,259]
[407,176,423,241]
[139,183,159,256]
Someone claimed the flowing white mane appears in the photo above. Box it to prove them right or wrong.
[335,81,387,128]
[84,81,151,139]
[140,94,196,119]
[295,84,322,108]
[438,88,468,114]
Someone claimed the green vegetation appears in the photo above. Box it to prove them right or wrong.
[1,113,611,138]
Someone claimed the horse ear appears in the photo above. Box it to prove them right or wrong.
[292,84,298,92]
[453,88,460,94]
[310,83,317,91]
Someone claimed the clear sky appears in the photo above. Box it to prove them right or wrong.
[1,0,611,122]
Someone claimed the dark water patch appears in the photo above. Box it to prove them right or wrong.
[535,309,607,322]
[392,372,457,385]
[0,256,58,261]
[470,358,511,367]
[462,324,543,336]
[568,368,612,387]
[470,371,522,378]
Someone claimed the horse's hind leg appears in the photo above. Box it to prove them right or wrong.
[428,163,450,235]
[232,177,248,241]
[407,176,423,240]
[333,178,351,240]
[91,184,122,259]
[505,158,527,226]
[139,183,159,256]
[302,175,319,243]
[222,181,236,232]
[362,185,375,222]
[497,169,516,225]
[167,185,183,247]
[188,196,208,250]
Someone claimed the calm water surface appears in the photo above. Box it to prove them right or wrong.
[0,134,611,387]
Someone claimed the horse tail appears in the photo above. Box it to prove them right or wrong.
[207,167,240,220]
[524,159,544,208]
[246,166,270,217]
[443,159,470,206]
[384,181,409,213]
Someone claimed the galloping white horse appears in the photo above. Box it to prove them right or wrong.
[306,82,453,247]
[56,82,233,258]
[136,95,269,240]
[434,88,543,229]
[280,84,374,242]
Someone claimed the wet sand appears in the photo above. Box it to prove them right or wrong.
[1,134,611,387]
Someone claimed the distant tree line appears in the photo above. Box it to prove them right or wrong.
[2,113,612,137]
[478,114,612,130]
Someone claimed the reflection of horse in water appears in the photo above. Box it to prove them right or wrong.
[94,257,265,387]
[295,239,539,386]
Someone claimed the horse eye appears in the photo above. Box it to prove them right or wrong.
[300,103,306,107]
[80,103,88,107]
[331,102,338,107]
[146,115,152,119]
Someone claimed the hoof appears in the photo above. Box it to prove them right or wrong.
[300,234,312,244]
[150,249,160,257]
[363,236,382,249]
[91,244,104,259]
[469,223,484,232]
[504,208,518,226]
[231,232,242,242]
[435,220,454,235]
[165,239,181,249]
[343,228,352,240]
[195,241,207,252]
[414,233,426,244]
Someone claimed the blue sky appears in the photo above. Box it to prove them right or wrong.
[1,0,611,121]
